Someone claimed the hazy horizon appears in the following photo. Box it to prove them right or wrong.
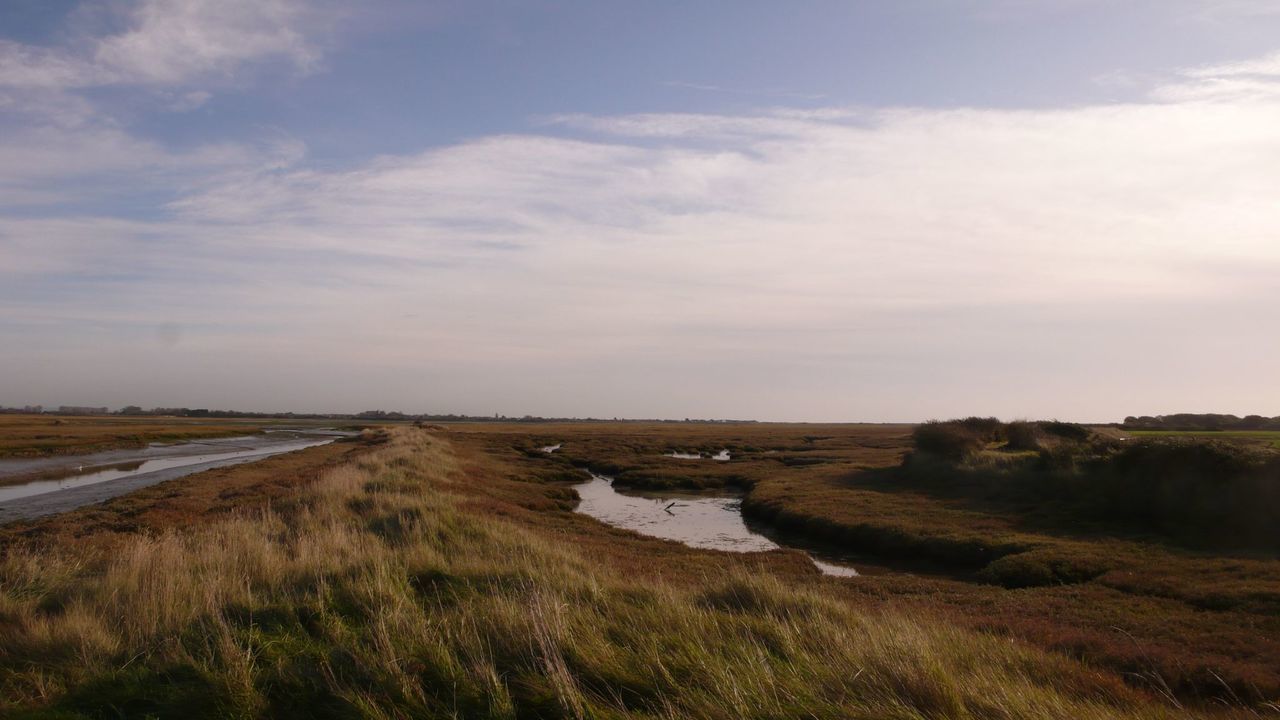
[2,402,1267,427]
[4,1,1280,422]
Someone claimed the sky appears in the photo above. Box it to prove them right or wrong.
[2,0,1279,422]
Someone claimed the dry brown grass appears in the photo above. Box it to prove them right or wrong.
[0,427,1219,719]
[445,422,1280,710]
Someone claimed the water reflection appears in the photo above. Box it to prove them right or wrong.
[0,437,335,504]
[573,473,858,577]
[664,449,731,461]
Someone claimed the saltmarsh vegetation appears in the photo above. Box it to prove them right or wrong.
[0,414,269,458]
[904,418,1280,550]
[0,428,1199,719]
[494,422,1280,705]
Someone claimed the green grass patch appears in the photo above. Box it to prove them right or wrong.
[1126,430,1280,449]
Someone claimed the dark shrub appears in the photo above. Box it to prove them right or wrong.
[1119,412,1280,431]
[979,553,1055,588]
[1040,421,1091,442]
[957,417,1005,443]
[980,550,1111,588]
[1087,441,1280,549]
[1004,421,1043,451]
[912,421,987,462]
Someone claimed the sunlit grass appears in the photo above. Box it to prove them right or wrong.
[1125,429,1280,449]
[0,428,1201,719]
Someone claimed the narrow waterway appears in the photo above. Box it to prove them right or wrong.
[573,473,860,577]
[0,436,334,504]
[664,450,731,460]
[0,432,345,523]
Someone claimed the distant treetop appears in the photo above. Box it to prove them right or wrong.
[1121,413,1280,431]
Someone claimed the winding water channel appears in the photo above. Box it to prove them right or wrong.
[573,472,860,577]
[664,450,731,461]
[0,431,345,523]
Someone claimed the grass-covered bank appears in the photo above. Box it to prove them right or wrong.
[0,427,1207,719]
[903,418,1280,550]
[732,421,1280,706]
[453,422,1280,710]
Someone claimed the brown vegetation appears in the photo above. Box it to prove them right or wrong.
[2,422,1276,716]
[451,421,1280,709]
[0,427,1207,719]
[0,414,276,458]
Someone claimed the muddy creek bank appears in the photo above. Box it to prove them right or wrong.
[573,473,861,577]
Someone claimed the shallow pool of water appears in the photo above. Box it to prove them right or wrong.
[664,449,731,461]
[573,473,858,577]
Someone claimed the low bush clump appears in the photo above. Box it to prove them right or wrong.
[1041,420,1092,442]
[907,420,1279,550]
[911,418,1096,461]
[1005,421,1044,451]
[912,421,989,461]
[1084,440,1280,549]
[979,548,1113,589]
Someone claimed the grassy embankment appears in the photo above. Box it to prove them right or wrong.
[472,422,1280,709]
[1,426,1206,719]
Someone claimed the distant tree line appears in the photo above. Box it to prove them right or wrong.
[1121,413,1280,431]
[0,405,46,414]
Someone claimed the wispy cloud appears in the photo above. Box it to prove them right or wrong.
[3,6,1280,418]
[660,80,827,101]
[1182,0,1280,21]
[0,0,326,91]
[1183,50,1280,79]
[542,110,862,141]
[5,47,1280,418]
[0,0,323,207]
[1153,49,1280,101]
[950,0,1280,23]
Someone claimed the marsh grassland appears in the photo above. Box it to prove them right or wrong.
[464,421,1280,711]
[0,415,274,458]
[0,424,1274,718]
